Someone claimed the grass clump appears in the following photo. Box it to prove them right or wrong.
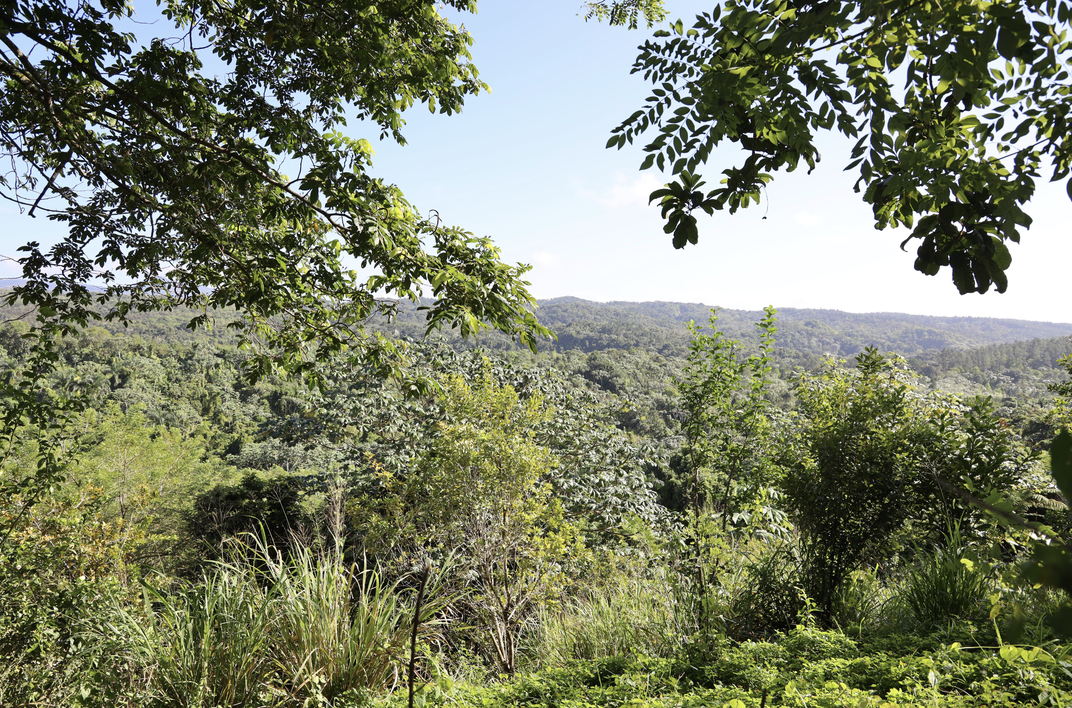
[526,571,684,668]
[903,547,991,631]
[94,537,441,707]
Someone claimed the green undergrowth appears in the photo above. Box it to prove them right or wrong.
[388,627,1072,708]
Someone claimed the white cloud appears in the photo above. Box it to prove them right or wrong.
[578,172,665,210]
[530,251,561,269]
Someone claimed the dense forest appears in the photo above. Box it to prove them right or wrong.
[3,297,1072,707]
[5,0,1072,706]
[377,297,1072,358]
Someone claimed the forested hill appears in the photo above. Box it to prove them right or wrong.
[1,293,1069,359]
[382,297,1072,358]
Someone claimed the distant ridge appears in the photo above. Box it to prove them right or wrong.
[520,298,1072,356]
[382,297,1072,358]
[1,290,1069,359]
[542,297,1072,331]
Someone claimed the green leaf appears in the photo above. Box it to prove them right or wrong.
[1052,429,1072,504]
[990,237,1012,270]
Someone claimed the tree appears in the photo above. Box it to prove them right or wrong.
[280,342,665,538]
[351,367,580,674]
[674,307,780,632]
[0,0,561,559]
[610,0,1072,295]
[1050,349,1072,430]
[781,349,935,623]
[920,395,1039,543]
[676,306,778,531]
[0,0,550,378]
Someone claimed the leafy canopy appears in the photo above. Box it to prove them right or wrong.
[781,349,936,621]
[0,0,551,381]
[611,0,1072,295]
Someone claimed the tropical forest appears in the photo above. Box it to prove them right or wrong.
[4,1,1072,707]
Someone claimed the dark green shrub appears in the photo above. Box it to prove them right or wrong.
[183,471,310,566]
[781,350,937,624]
[727,542,803,639]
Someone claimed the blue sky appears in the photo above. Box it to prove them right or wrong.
[367,1,1072,324]
[2,1,1070,324]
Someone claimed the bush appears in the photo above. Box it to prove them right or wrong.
[183,471,310,566]
[726,542,803,639]
[781,351,937,623]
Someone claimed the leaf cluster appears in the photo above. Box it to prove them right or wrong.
[612,0,1072,293]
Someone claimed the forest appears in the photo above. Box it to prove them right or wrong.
[3,298,1072,707]
[5,0,1072,706]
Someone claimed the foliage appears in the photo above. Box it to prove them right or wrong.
[903,544,991,631]
[673,308,783,634]
[676,307,779,527]
[1050,350,1072,431]
[0,484,147,707]
[582,0,667,29]
[378,628,1072,708]
[369,297,1072,360]
[352,367,584,675]
[920,396,1041,542]
[612,0,1072,294]
[4,291,1072,700]
[0,0,552,573]
[0,0,549,374]
[184,470,312,566]
[781,350,936,622]
[301,343,664,539]
[831,569,888,633]
[264,542,448,704]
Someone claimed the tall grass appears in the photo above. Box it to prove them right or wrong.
[832,569,892,632]
[95,537,446,707]
[718,541,804,639]
[266,545,428,703]
[100,564,274,708]
[525,571,685,667]
[903,546,990,630]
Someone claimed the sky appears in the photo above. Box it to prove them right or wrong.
[2,1,1070,324]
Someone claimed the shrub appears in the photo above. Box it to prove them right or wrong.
[726,542,803,639]
[781,351,937,624]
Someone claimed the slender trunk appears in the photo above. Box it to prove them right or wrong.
[408,562,431,708]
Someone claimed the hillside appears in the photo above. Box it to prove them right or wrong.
[3,293,1069,359]
[380,297,1072,358]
